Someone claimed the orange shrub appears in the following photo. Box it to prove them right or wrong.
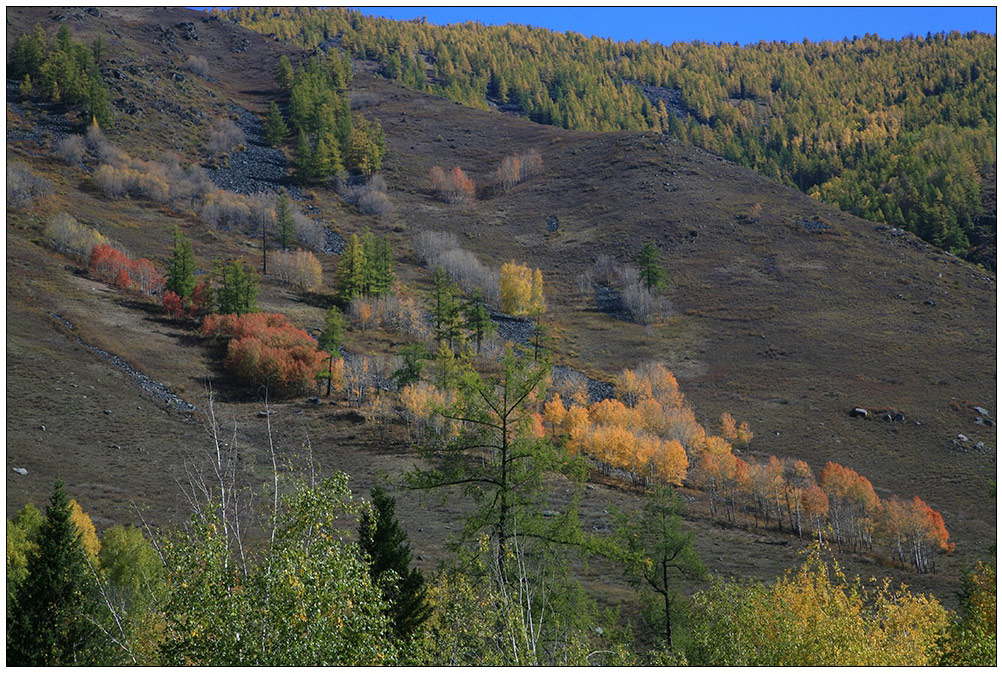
[202,312,326,395]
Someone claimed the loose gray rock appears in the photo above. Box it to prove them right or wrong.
[12,467,28,476]
[957,434,969,442]
[971,405,991,417]
[893,413,906,423]
[849,407,868,418]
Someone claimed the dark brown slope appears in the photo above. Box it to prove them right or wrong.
[349,72,997,565]
[5,6,995,602]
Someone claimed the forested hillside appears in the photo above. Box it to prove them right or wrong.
[226,7,996,266]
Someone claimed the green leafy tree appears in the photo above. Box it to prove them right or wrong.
[7,482,106,666]
[616,484,705,651]
[406,348,600,663]
[6,503,45,591]
[319,306,346,396]
[392,343,431,387]
[938,560,996,665]
[215,259,259,315]
[158,474,398,665]
[637,243,667,292]
[358,486,432,639]
[263,101,289,146]
[166,226,196,299]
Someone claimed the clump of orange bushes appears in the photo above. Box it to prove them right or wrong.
[89,243,163,296]
[202,313,327,395]
[536,358,952,573]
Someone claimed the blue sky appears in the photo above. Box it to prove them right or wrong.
[347,6,995,46]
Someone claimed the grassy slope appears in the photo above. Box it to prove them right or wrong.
[6,6,995,610]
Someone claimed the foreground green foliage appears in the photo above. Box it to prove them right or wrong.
[687,549,951,666]
[228,7,995,264]
[7,483,106,665]
[159,474,396,665]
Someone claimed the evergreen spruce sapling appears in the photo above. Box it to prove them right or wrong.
[319,306,346,396]
[358,486,431,639]
[7,482,105,665]
[275,192,295,250]
[263,102,289,146]
[166,226,196,299]
[637,242,667,292]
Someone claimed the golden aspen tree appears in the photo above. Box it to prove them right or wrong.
[542,393,567,436]
[720,412,738,441]
[529,267,545,316]
[68,499,100,560]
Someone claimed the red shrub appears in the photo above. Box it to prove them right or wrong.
[90,243,131,283]
[189,282,213,316]
[202,312,326,395]
[113,268,131,290]
[163,290,186,319]
[89,243,164,297]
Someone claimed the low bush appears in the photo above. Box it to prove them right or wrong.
[55,135,87,165]
[6,162,51,209]
[45,212,107,260]
[205,118,246,161]
[186,55,209,77]
[202,312,327,395]
[89,243,164,297]
[339,175,393,218]
[291,211,326,251]
[270,249,323,292]
[414,230,499,303]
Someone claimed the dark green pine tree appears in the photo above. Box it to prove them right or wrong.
[429,267,461,350]
[464,288,494,354]
[318,305,346,396]
[361,229,394,296]
[275,192,295,250]
[358,486,431,639]
[333,233,368,304]
[263,101,289,146]
[215,258,259,315]
[166,225,196,299]
[7,482,106,665]
[293,131,315,183]
[637,242,667,292]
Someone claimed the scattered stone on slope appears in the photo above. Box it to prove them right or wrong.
[206,105,302,198]
[48,313,196,412]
